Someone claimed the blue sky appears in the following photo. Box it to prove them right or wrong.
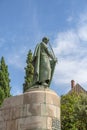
[0,0,87,96]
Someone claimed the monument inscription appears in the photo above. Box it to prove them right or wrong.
[52,118,61,130]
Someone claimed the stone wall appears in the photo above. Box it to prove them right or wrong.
[0,87,61,130]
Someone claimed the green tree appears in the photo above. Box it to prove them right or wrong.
[0,87,5,105]
[23,50,34,92]
[75,94,87,130]
[61,93,80,130]
[61,92,87,130]
[0,56,11,105]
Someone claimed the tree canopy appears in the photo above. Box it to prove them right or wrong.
[61,92,87,130]
[23,50,34,92]
[0,56,11,106]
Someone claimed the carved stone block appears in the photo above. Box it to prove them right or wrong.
[0,88,61,130]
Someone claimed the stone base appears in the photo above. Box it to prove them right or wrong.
[0,86,61,130]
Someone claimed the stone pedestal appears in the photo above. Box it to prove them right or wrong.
[0,87,61,130]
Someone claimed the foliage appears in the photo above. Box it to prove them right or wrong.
[0,56,11,106]
[23,50,34,92]
[0,87,5,105]
[75,94,87,130]
[61,92,79,130]
[61,92,87,130]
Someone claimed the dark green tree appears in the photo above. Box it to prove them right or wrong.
[0,56,11,105]
[23,50,34,92]
[0,87,5,105]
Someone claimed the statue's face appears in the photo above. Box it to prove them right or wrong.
[43,39,49,44]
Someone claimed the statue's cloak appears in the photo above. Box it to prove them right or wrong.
[33,44,41,82]
[33,42,52,84]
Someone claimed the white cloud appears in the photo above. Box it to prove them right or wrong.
[77,12,87,41]
[78,25,87,41]
[54,30,79,56]
[53,12,87,91]
[54,58,87,84]
[7,46,27,70]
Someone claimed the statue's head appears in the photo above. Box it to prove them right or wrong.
[42,37,49,44]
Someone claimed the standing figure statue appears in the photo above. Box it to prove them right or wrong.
[32,37,57,87]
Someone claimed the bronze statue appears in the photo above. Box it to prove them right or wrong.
[32,37,57,87]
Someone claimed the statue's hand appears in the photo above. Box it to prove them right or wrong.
[54,58,58,63]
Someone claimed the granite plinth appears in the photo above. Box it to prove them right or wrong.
[0,86,61,130]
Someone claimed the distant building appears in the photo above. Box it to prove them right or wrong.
[68,80,87,95]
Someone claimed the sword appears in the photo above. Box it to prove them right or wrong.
[48,42,57,62]
[48,42,57,87]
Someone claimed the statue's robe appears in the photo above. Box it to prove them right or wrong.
[33,42,54,84]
